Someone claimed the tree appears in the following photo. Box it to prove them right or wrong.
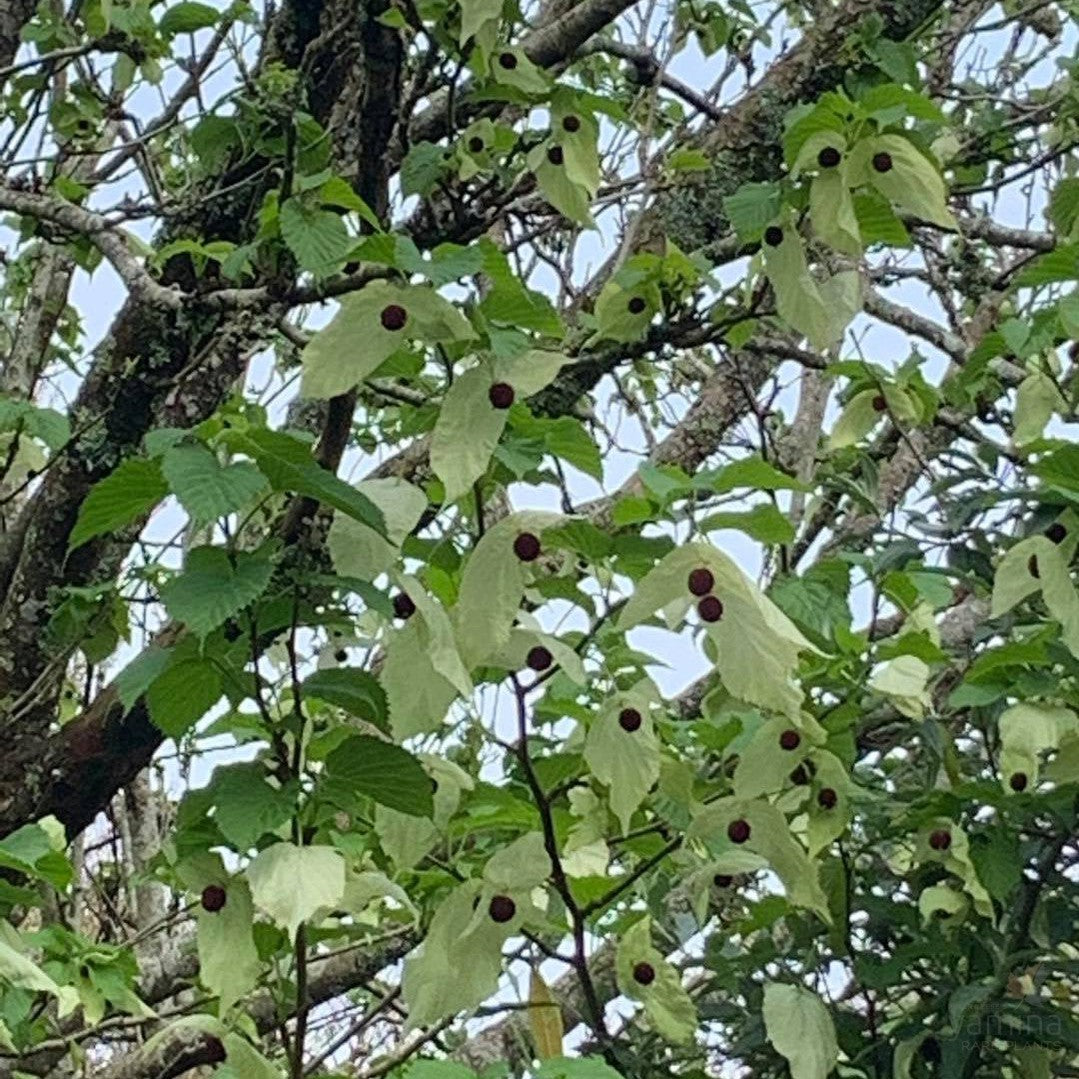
[0,0,1076,1076]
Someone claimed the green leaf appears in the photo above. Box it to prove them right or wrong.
[701,504,796,544]
[762,983,839,1079]
[219,1033,284,1079]
[146,657,223,738]
[591,280,660,343]
[233,428,386,534]
[615,917,696,1044]
[112,645,173,709]
[68,458,167,550]
[0,818,70,888]
[869,655,930,718]
[301,668,387,729]
[530,149,594,226]
[529,970,564,1060]
[246,843,346,938]
[853,189,910,246]
[1035,444,1079,492]
[400,577,472,697]
[323,735,434,817]
[279,200,351,277]
[0,935,64,998]
[161,443,268,526]
[828,389,883,449]
[1049,177,1079,238]
[1015,245,1079,287]
[403,1063,477,1079]
[723,182,783,241]
[536,1059,624,1079]
[992,536,1079,655]
[848,134,956,229]
[208,763,294,850]
[300,281,474,400]
[460,0,501,42]
[160,546,273,639]
[196,875,261,1013]
[542,416,602,479]
[401,142,449,198]
[583,683,661,831]
[0,397,70,450]
[159,1,219,34]
[491,48,549,94]
[707,455,809,493]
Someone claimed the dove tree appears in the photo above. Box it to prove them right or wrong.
[0,0,1076,1078]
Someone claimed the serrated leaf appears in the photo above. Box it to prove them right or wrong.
[762,983,838,1079]
[323,735,434,817]
[160,546,273,639]
[112,645,173,709]
[401,141,449,198]
[279,200,351,276]
[701,504,796,544]
[159,1,219,34]
[69,458,166,550]
[723,181,783,241]
[853,189,911,246]
[145,657,223,738]
[234,428,386,534]
[161,443,268,526]
[302,668,387,729]
[208,763,294,850]
[246,843,345,938]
